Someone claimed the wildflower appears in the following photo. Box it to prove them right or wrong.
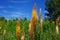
[3,28,6,37]
[29,3,37,40]
[16,20,20,40]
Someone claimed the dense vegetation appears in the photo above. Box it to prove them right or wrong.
[0,17,60,40]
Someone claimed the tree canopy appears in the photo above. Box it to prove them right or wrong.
[45,0,60,20]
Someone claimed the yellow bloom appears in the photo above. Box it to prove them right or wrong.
[3,28,6,37]
[29,3,37,40]
[32,3,37,31]
[32,3,36,19]
[0,27,2,30]
[16,20,20,40]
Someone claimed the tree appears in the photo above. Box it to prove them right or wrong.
[45,0,60,34]
[45,0,60,20]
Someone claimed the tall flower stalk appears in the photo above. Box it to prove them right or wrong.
[39,8,42,32]
[16,20,20,40]
[29,3,37,40]
[56,17,59,34]
[3,28,6,40]
[29,19,34,40]
[21,27,25,40]
[3,28,6,37]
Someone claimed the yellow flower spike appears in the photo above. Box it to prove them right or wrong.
[29,19,33,32]
[0,27,2,30]
[16,20,20,40]
[3,28,6,37]
[32,3,37,31]
[29,2,37,40]
[32,3,37,19]
[29,19,34,40]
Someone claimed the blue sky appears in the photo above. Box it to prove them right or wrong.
[0,0,46,20]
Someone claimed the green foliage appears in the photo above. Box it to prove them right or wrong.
[45,0,60,19]
[0,18,60,40]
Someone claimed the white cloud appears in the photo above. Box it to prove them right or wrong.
[0,6,13,9]
[0,6,4,8]
[8,0,32,3]
[8,6,13,8]
[43,10,49,13]
[8,5,24,10]
[12,12,23,15]
[11,12,27,17]
[2,10,8,13]
[0,10,29,19]
[11,1,27,3]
